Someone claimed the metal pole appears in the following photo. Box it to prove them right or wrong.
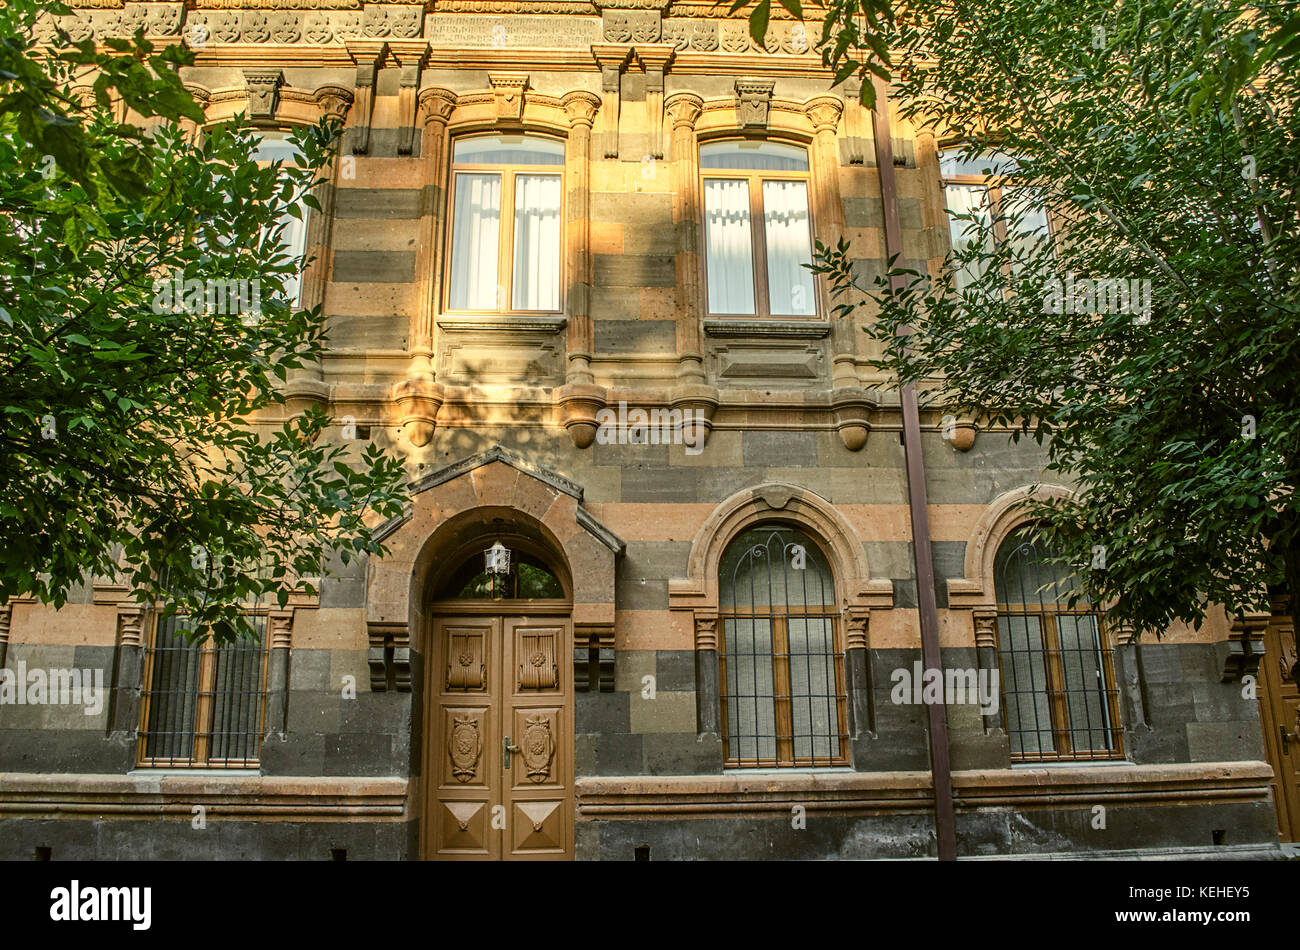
[871,76,957,861]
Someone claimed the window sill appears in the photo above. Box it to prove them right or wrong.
[704,318,831,339]
[437,314,566,333]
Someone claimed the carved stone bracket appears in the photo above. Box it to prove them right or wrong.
[591,44,632,158]
[387,41,430,155]
[556,382,608,449]
[346,40,387,154]
[392,375,444,447]
[694,612,718,652]
[634,44,675,159]
[1223,611,1270,682]
[735,78,775,130]
[116,605,147,649]
[269,610,294,651]
[669,383,719,452]
[830,387,875,451]
[972,607,998,649]
[367,620,411,692]
[489,73,530,126]
[844,607,869,651]
[243,68,283,121]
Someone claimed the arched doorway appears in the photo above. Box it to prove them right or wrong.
[422,529,574,861]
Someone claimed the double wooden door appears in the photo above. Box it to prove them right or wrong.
[1258,611,1300,841]
[425,613,573,860]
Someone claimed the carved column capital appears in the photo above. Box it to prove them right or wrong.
[116,605,147,649]
[313,83,354,122]
[269,609,294,650]
[665,91,704,130]
[805,95,844,134]
[561,90,601,129]
[972,606,998,649]
[418,86,458,127]
[844,606,869,651]
[694,612,719,652]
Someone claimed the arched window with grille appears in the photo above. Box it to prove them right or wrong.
[718,525,847,768]
[994,526,1123,761]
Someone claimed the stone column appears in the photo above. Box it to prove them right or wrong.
[0,602,10,671]
[844,607,874,739]
[392,87,456,447]
[664,92,718,445]
[972,607,1001,733]
[109,604,146,736]
[284,85,354,419]
[263,609,294,740]
[556,91,606,449]
[693,612,721,736]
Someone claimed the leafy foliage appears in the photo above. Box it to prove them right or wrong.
[0,0,409,643]
[805,0,1300,636]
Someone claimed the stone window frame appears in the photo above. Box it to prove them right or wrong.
[683,93,847,336]
[669,483,893,760]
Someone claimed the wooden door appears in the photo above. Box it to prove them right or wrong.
[426,614,573,860]
[1258,612,1300,841]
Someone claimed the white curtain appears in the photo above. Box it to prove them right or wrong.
[276,208,309,306]
[448,173,501,310]
[762,180,815,315]
[512,174,562,311]
[944,182,994,292]
[704,178,756,315]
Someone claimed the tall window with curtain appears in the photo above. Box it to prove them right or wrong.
[701,140,817,318]
[253,133,310,308]
[993,525,1123,761]
[445,133,564,313]
[718,525,847,768]
[137,612,269,768]
[939,147,1052,293]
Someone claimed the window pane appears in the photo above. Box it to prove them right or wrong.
[1058,614,1115,752]
[144,616,201,762]
[723,617,777,763]
[701,141,809,171]
[448,173,502,310]
[453,134,564,165]
[704,178,755,314]
[762,180,815,315]
[788,617,837,762]
[944,182,994,293]
[939,148,1020,177]
[512,174,562,311]
[253,135,308,307]
[208,618,266,764]
[997,614,1055,756]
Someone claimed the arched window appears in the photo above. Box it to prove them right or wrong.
[700,140,816,318]
[435,547,565,601]
[993,526,1122,760]
[718,525,846,768]
[445,133,565,313]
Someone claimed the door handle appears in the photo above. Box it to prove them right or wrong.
[1281,724,1299,754]
[504,735,521,770]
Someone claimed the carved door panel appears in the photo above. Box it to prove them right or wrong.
[1259,616,1300,841]
[502,617,571,860]
[427,614,572,861]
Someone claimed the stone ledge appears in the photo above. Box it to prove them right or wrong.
[576,761,1274,820]
[0,773,410,821]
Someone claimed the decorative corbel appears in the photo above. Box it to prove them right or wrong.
[388,41,430,155]
[735,78,775,130]
[831,387,875,451]
[1222,611,1269,682]
[669,383,719,451]
[243,69,283,121]
[838,81,871,165]
[488,73,530,127]
[634,44,675,160]
[392,375,444,447]
[367,620,410,692]
[346,40,387,154]
[943,415,978,452]
[116,604,146,649]
[591,44,632,158]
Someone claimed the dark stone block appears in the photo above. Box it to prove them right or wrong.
[655,651,696,692]
[593,254,676,288]
[594,731,643,775]
[642,732,722,775]
[592,319,675,354]
[330,250,416,283]
[577,689,630,734]
[335,187,422,219]
[742,429,820,468]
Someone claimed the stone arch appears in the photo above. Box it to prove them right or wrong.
[946,484,1074,610]
[364,446,624,691]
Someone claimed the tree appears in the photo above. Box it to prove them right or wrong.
[0,0,408,643]
[740,0,1300,636]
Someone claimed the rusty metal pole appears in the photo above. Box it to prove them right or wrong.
[871,75,957,861]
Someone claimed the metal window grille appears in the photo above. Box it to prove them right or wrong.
[994,528,1123,761]
[718,526,848,768]
[138,613,268,768]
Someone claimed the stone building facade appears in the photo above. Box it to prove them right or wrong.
[0,0,1293,860]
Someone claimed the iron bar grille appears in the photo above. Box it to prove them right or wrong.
[994,527,1123,761]
[718,525,849,768]
[138,613,269,768]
